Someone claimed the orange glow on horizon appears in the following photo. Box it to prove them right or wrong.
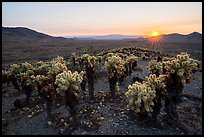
[149,30,160,37]
[148,31,163,47]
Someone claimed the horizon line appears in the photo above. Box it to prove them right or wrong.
[2,26,202,37]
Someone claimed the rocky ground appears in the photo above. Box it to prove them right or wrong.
[2,56,202,135]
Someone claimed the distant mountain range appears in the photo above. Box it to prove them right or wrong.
[2,27,202,43]
[2,27,66,43]
[64,32,202,43]
[63,34,148,40]
[160,32,202,43]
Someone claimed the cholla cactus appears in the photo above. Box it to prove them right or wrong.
[126,54,138,75]
[97,55,103,65]
[105,54,125,78]
[51,56,67,65]
[21,62,33,72]
[9,63,21,75]
[71,52,77,66]
[48,62,68,76]
[163,52,200,85]
[54,70,84,96]
[125,81,156,113]
[18,72,29,81]
[193,59,202,71]
[105,54,125,98]
[55,70,84,124]
[34,62,51,75]
[147,60,163,76]
[81,54,97,69]
[160,52,202,121]
[144,74,167,121]
[32,75,48,86]
[106,53,114,58]
[2,70,10,85]
[145,74,166,91]
[6,64,22,92]
[126,54,138,63]
[80,54,97,99]
[18,69,36,87]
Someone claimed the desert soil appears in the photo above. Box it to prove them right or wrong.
[2,40,202,135]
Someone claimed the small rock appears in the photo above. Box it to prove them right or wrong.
[28,115,33,118]
[100,117,104,120]
[64,122,68,126]
[60,118,65,123]
[82,131,89,135]
[47,121,52,126]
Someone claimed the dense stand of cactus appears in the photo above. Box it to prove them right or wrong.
[125,52,201,123]
[2,56,84,124]
[2,46,201,129]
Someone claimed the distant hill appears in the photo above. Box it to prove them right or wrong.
[64,32,202,43]
[2,27,66,43]
[160,32,202,43]
[63,34,147,40]
[2,27,202,44]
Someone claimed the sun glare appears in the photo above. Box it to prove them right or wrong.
[150,31,160,37]
[148,30,163,48]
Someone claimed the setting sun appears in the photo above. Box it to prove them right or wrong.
[150,31,160,37]
[148,30,163,47]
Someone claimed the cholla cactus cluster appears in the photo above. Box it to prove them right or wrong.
[51,56,67,65]
[31,75,48,85]
[54,70,84,96]
[105,54,125,78]
[193,59,202,71]
[147,60,163,74]
[125,81,156,112]
[2,70,10,78]
[126,54,138,63]
[21,62,33,71]
[9,64,21,75]
[17,72,34,86]
[71,52,76,58]
[48,62,68,76]
[81,54,97,68]
[34,62,51,74]
[48,56,68,76]
[163,52,200,84]
[145,74,166,91]
[97,55,103,64]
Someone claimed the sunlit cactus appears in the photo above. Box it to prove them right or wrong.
[54,70,84,125]
[34,61,51,75]
[54,70,84,96]
[48,56,68,77]
[21,62,33,72]
[161,52,201,121]
[163,52,200,85]
[144,74,167,122]
[80,54,97,99]
[145,74,166,91]
[105,54,125,98]
[125,81,156,113]
[147,60,163,76]
[97,55,103,65]
[71,52,77,66]
[126,54,138,75]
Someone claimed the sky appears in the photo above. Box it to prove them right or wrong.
[2,2,202,36]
